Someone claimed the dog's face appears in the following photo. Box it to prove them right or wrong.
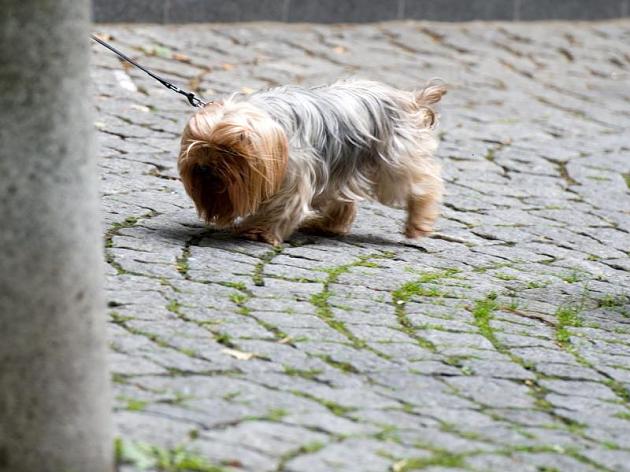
[178,101,288,225]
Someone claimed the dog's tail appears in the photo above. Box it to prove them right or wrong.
[413,80,447,128]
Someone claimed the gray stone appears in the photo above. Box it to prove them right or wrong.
[0,1,111,471]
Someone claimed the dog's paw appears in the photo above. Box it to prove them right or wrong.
[405,222,433,239]
[300,219,350,237]
[239,228,282,246]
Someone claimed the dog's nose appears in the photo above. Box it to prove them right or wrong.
[196,164,213,175]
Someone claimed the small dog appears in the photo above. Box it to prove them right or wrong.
[178,79,445,245]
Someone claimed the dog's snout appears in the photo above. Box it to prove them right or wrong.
[194,164,226,193]
[195,164,213,175]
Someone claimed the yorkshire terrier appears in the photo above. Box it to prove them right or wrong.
[178,79,446,245]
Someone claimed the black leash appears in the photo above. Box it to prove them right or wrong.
[90,34,208,108]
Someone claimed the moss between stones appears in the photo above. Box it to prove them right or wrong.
[115,438,227,471]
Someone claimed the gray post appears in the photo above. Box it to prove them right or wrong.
[0,1,112,472]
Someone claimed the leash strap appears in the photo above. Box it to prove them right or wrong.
[91,34,208,108]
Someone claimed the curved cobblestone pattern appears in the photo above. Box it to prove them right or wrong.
[93,21,630,471]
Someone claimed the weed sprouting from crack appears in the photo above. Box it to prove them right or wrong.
[555,304,583,347]
[471,292,501,349]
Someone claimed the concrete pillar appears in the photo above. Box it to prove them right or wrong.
[0,1,112,472]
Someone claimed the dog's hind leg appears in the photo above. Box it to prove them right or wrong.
[404,163,443,238]
[374,155,443,239]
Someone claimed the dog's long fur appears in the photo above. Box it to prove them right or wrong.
[179,79,445,245]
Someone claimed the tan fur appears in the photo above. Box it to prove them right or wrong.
[178,102,288,226]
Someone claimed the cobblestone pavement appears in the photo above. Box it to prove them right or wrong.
[93,20,630,472]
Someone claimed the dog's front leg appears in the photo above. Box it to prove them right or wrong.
[237,192,311,246]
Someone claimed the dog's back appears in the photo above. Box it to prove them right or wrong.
[245,79,444,190]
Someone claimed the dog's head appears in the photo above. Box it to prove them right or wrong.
[178,101,289,225]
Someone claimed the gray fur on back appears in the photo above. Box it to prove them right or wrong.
[241,80,417,189]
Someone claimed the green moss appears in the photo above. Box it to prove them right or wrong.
[598,294,628,308]
[166,299,182,315]
[495,272,517,281]
[392,280,449,301]
[104,212,155,249]
[605,379,630,403]
[623,173,630,189]
[555,305,582,347]
[266,408,288,421]
[110,311,133,325]
[374,425,401,442]
[222,391,241,401]
[229,292,248,305]
[471,293,500,346]
[215,332,235,348]
[526,280,548,289]
[126,399,148,411]
[175,244,191,278]
[390,270,462,352]
[318,355,359,373]
[115,438,227,471]
[561,271,583,284]
[310,256,389,352]
[228,290,252,316]
[390,288,435,351]
[277,441,326,469]
[298,441,325,454]
[253,245,283,286]
[284,366,323,379]
[222,281,247,291]
[392,451,465,471]
[291,390,354,416]
[171,391,194,405]
[112,373,127,384]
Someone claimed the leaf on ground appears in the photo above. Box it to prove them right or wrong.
[173,52,192,63]
[94,33,114,41]
[221,348,256,360]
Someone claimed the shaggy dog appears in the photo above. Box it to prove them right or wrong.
[178,79,445,245]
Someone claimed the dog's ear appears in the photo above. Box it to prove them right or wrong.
[412,81,447,128]
[415,81,447,105]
